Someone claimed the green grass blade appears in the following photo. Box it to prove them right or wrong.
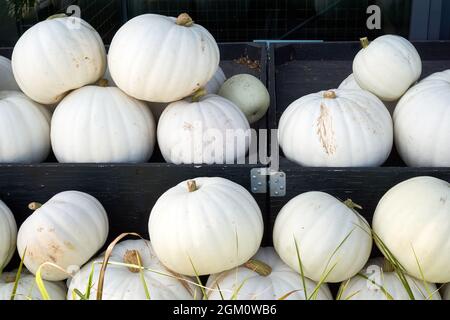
[10,247,27,300]
[293,237,308,299]
[188,256,207,300]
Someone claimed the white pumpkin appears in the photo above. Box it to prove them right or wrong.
[17,191,109,281]
[442,284,450,300]
[108,13,219,103]
[278,89,393,167]
[339,74,397,114]
[12,16,106,104]
[339,259,441,300]
[0,91,51,163]
[218,74,270,124]
[0,270,66,300]
[68,239,200,300]
[0,200,17,271]
[157,94,250,164]
[394,70,450,167]
[149,177,264,276]
[273,192,372,283]
[205,66,227,94]
[0,56,20,91]
[51,84,156,163]
[373,176,450,283]
[353,35,422,101]
[206,247,333,300]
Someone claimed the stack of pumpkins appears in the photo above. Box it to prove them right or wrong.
[1,175,449,300]
[279,35,450,167]
[0,13,270,165]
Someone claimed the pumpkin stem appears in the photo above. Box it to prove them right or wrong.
[191,88,207,102]
[360,37,370,49]
[123,250,143,273]
[243,259,272,277]
[47,13,68,20]
[343,199,363,210]
[97,79,109,87]
[28,202,43,211]
[381,258,395,273]
[4,274,17,283]
[187,180,198,192]
[176,13,194,27]
[323,91,337,99]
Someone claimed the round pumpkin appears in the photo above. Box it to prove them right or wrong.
[0,56,20,91]
[149,177,264,276]
[68,239,200,300]
[273,191,372,283]
[108,13,219,103]
[51,84,156,163]
[278,89,393,167]
[373,176,450,283]
[17,191,109,281]
[339,258,441,300]
[339,74,397,114]
[218,74,270,124]
[394,70,450,167]
[353,35,422,101]
[157,94,250,164]
[0,91,51,163]
[206,247,332,300]
[0,270,66,300]
[12,16,106,105]
[0,200,17,271]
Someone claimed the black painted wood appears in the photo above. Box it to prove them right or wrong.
[2,164,270,270]
[268,41,450,167]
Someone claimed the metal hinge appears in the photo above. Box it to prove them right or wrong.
[251,168,286,197]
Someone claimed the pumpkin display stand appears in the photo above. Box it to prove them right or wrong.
[0,43,272,271]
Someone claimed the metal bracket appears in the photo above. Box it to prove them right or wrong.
[269,171,286,197]
[250,168,267,194]
[251,168,286,197]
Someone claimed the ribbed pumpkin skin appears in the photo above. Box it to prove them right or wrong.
[340,262,440,300]
[273,192,372,283]
[108,14,219,103]
[0,200,17,271]
[51,86,156,163]
[353,35,422,101]
[12,17,106,105]
[0,271,66,300]
[17,191,109,281]
[157,95,250,164]
[373,176,450,283]
[149,177,264,276]
[206,247,333,300]
[278,89,393,167]
[394,70,450,167]
[0,91,50,163]
[0,56,20,91]
[68,240,200,300]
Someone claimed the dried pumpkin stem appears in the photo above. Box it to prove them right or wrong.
[323,91,337,99]
[360,37,370,48]
[343,199,363,210]
[97,79,109,87]
[191,88,207,102]
[123,250,143,273]
[381,258,395,273]
[28,202,42,211]
[243,259,272,277]
[176,13,194,27]
[187,180,198,192]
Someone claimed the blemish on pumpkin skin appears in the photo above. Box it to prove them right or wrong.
[183,122,194,131]
[316,104,337,155]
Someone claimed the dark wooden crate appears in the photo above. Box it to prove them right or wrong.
[0,43,272,270]
[267,41,450,245]
[0,42,270,163]
[268,41,450,167]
